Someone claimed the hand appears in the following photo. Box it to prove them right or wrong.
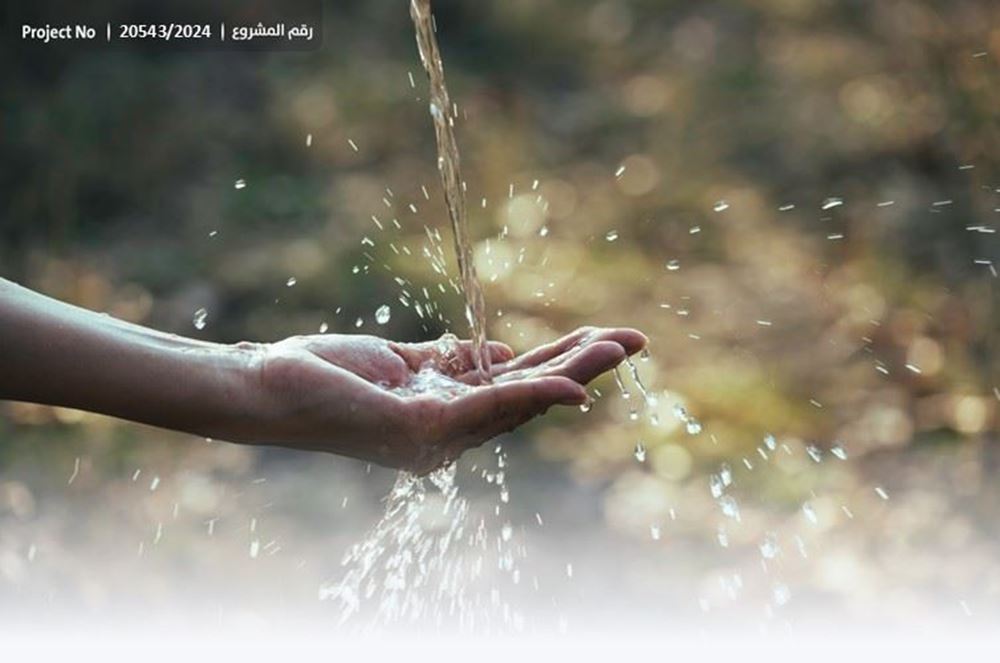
[239,327,647,473]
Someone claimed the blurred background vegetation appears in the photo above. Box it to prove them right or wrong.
[0,0,998,631]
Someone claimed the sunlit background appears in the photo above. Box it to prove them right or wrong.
[1,0,998,635]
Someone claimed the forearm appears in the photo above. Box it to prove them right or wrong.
[0,278,263,440]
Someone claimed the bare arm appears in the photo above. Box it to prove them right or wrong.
[0,277,261,440]
[0,277,646,472]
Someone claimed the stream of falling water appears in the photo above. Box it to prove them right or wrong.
[410,0,491,385]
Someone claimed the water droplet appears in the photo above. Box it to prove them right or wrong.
[686,419,702,435]
[821,196,844,210]
[763,433,777,450]
[719,495,741,521]
[875,486,889,500]
[375,305,391,325]
[319,322,329,333]
[354,317,364,328]
[719,463,732,487]
[665,259,681,271]
[759,533,780,559]
[579,400,593,413]
[234,178,247,189]
[713,200,729,212]
[831,443,848,460]
[501,522,513,542]
[634,442,646,463]
[709,474,724,499]
[650,525,661,541]
[605,230,619,242]
[192,308,208,330]
[772,583,791,606]
[286,277,297,287]
[806,444,822,463]
[802,502,818,524]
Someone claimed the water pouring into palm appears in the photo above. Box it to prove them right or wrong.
[360,0,648,472]
[410,0,492,385]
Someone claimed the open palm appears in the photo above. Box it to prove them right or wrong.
[250,327,646,473]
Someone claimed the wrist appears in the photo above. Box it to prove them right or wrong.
[197,341,272,443]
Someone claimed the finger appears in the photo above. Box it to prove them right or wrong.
[498,340,626,385]
[438,340,512,376]
[442,376,586,439]
[499,327,648,373]
[605,328,648,356]
[394,339,514,373]
[483,340,516,363]
[500,327,594,371]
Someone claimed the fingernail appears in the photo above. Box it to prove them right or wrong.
[560,388,588,405]
[631,329,650,348]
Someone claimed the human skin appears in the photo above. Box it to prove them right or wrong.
[0,278,646,473]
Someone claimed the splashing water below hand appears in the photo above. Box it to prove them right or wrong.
[321,336,521,630]
[321,448,523,631]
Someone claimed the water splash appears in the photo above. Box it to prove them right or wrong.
[323,350,524,631]
[320,464,473,627]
